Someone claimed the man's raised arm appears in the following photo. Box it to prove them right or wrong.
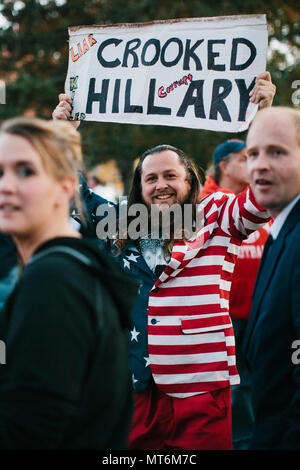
[52,93,80,129]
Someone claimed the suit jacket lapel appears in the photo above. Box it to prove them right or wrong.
[246,235,285,338]
[244,199,300,351]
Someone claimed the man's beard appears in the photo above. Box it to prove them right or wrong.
[144,194,199,241]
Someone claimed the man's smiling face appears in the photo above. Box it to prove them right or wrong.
[141,149,191,207]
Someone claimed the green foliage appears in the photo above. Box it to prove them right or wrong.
[0,0,299,191]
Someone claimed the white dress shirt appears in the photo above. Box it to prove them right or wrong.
[269,194,300,240]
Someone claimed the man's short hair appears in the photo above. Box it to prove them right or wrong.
[250,106,300,148]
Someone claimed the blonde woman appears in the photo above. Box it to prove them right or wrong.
[0,117,137,449]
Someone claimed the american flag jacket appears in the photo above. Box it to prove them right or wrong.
[80,176,269,398]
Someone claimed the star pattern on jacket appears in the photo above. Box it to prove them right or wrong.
[79,176,164,392]
[127,253,139,263]
[144,357,150,367]
[130,326,140,342]
[132,374,138,385]
[123,258,130,269]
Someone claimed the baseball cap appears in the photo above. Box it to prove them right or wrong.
[213,139,246,166]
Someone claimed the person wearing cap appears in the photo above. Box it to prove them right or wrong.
[199,139,271,449]
[202,139,249,197]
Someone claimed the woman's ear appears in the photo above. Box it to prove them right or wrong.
[56,176,77,207]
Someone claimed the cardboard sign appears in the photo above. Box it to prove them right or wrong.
[65,15,267,132]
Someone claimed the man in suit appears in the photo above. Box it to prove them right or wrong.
[199,140,271,449]
[244,106,300,449]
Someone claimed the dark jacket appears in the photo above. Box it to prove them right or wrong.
[0,232,18,281]
[0,233,17,279]
[0,236,138,450]
[0,234,18,310]
[244,199,300,449]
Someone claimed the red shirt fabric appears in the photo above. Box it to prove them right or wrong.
[199,176,271,321]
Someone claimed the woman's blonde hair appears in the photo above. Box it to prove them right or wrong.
[0,117,83,214]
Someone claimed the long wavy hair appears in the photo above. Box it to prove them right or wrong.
[113,144,204,256]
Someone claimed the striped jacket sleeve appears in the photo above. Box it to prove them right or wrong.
[203,186,270,241]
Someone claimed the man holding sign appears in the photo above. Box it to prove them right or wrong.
[53,15,275,450]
